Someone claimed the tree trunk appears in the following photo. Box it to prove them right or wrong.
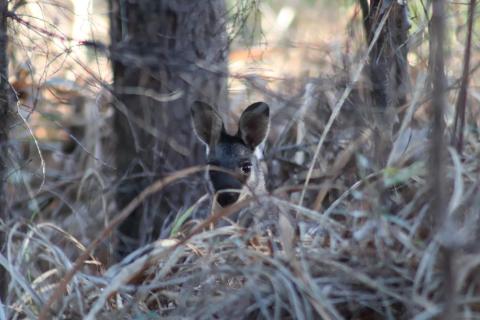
[0,0,9,302]
[360,0,410,166]
[361,0,410,109]
[109,0,229,258]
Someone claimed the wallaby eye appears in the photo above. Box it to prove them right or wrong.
[240,161,252,175]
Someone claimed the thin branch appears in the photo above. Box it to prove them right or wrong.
[451,0,476,154]
[430,0,453,318]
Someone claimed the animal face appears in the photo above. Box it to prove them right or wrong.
[191,101,270,207]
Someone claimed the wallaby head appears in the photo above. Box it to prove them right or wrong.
[191,101,270,207]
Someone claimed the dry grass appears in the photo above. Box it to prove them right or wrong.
[1,1,480,319]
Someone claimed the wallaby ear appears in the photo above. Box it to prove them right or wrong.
[191,101,224,146]
[238,102,270,149]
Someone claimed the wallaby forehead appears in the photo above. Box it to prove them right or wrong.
[209,134,252,161]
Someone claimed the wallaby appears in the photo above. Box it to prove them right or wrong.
[191,101,270,210]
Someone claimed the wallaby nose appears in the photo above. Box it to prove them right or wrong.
[209,171,243,207]
[217,192,240,207]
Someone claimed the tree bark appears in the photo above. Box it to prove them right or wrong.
[109,0,229,258]
[362,0,410,109]
[0,0,9,302]
[360,0,410,166]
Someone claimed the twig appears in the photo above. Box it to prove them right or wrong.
[429,0,453,318]
[451,0,476,154]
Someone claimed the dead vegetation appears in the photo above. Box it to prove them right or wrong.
[1,0,480,319]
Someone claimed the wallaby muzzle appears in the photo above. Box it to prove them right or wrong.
[209,170,243,207]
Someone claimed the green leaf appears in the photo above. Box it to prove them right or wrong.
[170,205,195,237]
[383,162,425,187]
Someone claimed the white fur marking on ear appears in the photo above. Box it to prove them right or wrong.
[254,142,265,161]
